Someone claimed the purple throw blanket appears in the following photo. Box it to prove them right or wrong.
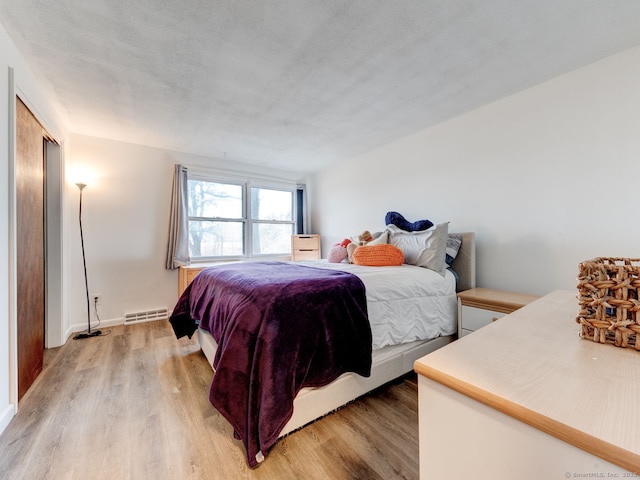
[169,262,372,467]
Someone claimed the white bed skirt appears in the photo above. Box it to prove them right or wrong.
[197,327,454,437]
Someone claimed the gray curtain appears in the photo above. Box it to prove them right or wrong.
[166,164,190,269]
[296,184,307,234]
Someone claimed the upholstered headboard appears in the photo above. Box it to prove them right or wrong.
[450,232,476,293]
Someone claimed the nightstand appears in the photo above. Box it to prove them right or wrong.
[178,265,209,296]
[457,288,540,337]
[291,234,321,261]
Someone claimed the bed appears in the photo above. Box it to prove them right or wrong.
[170,231,475,466]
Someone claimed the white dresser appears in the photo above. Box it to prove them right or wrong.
[415,290,639,478]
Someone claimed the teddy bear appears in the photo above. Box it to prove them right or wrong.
[356,230,374,245]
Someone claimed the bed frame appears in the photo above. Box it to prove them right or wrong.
[195,232,475,439]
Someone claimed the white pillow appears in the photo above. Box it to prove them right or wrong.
[387,222,449,275]
[368,231,388,245]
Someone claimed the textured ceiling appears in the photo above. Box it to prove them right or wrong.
[2,1,640,173]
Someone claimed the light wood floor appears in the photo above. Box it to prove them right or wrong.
[0,320,420,480]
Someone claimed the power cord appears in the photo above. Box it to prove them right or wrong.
[93,296,101,328]
[93,296,112,336]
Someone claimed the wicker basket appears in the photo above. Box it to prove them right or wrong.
[576,257,640,350]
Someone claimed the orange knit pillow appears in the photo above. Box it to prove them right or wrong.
[352,244,404,267]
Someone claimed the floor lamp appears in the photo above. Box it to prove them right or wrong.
[73,182,102,339]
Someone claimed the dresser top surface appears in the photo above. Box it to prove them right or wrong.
[416,289,640,471]
[457,287,540,312]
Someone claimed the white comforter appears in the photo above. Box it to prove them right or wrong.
[300,261,457,350]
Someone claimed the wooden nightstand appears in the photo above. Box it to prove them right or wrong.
[291,234,320,261]
[178,265,210,295]
[457,288,540,337]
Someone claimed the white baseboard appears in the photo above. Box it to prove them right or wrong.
[69,315,169,333]
[64,316,168,343]
[69,317,125,333]
[68,317,123,336]
[63,325,74,340]
[0,403,16,436]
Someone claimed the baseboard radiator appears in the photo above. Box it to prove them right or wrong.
[124,307,168,324]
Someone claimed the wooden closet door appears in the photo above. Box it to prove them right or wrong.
[16,97,46,401]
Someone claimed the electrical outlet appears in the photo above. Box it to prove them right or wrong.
[92,294,102,305]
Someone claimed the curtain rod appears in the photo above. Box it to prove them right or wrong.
[185,164,302,187]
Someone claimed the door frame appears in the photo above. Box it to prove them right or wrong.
[8,68,66,412]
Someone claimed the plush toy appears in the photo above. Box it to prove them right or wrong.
[357,230,373,245]
[346,243,358,263]
[352,243,404,266]
[347,230,388,263]
[384,211,433,232]
[339,238,352,247]
[328,238,352,263]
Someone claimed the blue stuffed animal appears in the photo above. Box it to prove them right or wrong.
[384,211,433,232]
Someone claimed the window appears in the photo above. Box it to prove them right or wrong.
[187,175,295,260]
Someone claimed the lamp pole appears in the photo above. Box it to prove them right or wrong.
[74,182,101,339]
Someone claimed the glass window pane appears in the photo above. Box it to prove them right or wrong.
[251,188,292,221]
[188,180,243,218]
[189,220,244,257]
[252,223,293,255]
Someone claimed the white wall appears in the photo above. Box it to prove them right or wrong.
[66,135,308,331]
[0,23,67,434]
[311,44,640,296]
